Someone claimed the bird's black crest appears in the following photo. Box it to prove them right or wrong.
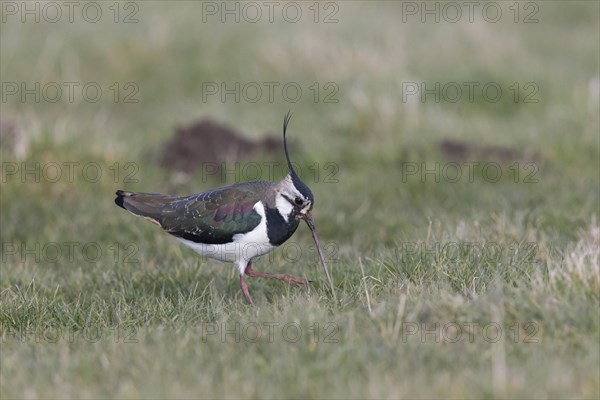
[283,111,295,175]
[282,112,314,203]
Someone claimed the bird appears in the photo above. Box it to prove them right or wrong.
[115,112,331,306]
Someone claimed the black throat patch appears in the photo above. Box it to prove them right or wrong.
[264,205,300,246]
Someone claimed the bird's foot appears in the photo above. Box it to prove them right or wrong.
[275,274,312,287]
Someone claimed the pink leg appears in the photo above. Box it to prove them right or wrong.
[244,263,311,287]
[239,274,255,306]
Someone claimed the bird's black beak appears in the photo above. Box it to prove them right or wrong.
[303,212,335,298]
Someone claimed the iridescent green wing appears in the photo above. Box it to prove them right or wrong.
[157,182,270,244]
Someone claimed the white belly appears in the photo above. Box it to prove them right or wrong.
[174,201,275,274]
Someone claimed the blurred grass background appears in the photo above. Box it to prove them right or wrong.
[1,1,599,398]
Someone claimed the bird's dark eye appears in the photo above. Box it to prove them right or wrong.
[294,197,304,206]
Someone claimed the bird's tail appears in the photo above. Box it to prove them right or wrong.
[114,190,176,223]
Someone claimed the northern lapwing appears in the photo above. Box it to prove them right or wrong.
[115,113,333,305]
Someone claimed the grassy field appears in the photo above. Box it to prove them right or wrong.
[1,1,599,398]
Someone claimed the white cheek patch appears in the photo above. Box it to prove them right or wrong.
[275,194,294,222]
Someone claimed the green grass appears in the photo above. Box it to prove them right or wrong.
[1,1,599,398]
